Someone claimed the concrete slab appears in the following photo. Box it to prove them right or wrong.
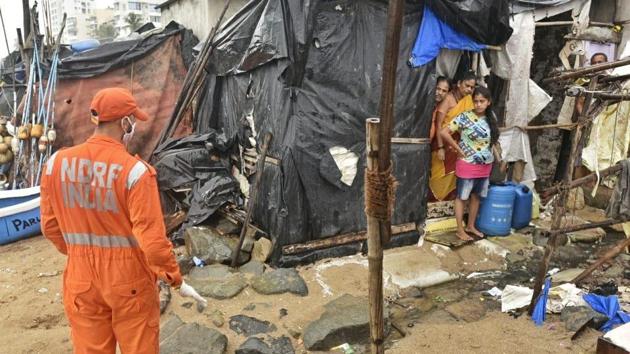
[383,246,459,289]
[551,268,585,284]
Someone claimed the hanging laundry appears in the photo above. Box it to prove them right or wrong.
[409,6,486,67]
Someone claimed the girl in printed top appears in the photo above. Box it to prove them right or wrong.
[439,86,500,241]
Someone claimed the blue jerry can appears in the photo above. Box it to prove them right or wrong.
[512,184,533,229]
[475,184,516,236]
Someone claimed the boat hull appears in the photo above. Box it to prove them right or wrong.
[0,187,42,245]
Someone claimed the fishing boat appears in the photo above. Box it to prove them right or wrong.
[0,186,41,245]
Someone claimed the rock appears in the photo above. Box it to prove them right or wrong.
[158,280,171,314]
[236,337,271,354]
[244,303,256,311]
[304,294,387,351]
[568,227,605,243]
[229,315,277,337]
[252,237,273,262]
[235,336,295,354]
[184,227,250,265]
[160,315,185,342]
[182,302,194,309]
[251,268,308,296]
[244,303,272,311]
[208,310,225,328]
[554,245,587,266]
[160,322,228,354]
[400,286,424,299]
[240,260,266,277]
[444,299,487,322]
[551,268,585,284]
[177,255,194,275]
[561,306,608,332]
[189,264,233,280]
[196,302,206,313]
[270,336,294,354]
[188,275,248,300]
[279,308,288,319]
[208,216,240,235]
[285,325,302,339]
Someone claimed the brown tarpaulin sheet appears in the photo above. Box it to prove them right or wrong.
[53,35,191,159]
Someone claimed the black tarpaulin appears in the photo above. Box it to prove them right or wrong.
[57,22,196,79]
[167,0,435,264]
[426,0,513,46]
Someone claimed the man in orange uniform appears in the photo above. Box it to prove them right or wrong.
[41,88,206,354]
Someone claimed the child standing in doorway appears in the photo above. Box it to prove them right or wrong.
[439,86,500,241]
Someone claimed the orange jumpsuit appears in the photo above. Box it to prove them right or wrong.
[41,135,182,354]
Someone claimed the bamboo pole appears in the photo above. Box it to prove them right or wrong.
[543,57,630,84]
[529,77,600,314]
[231,132,272,268]
[366,118,385,354]
[153,0,231,154]
[572,236,630,284]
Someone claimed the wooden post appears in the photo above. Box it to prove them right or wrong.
[231,132,272,268]
[366,118,385,354]
[365,0,404,352]
[22,0,30,42]
[529,77,600,314]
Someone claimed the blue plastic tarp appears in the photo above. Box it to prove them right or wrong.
[532,278,551,326]
[409,6,486,67]
[583,293,630,332]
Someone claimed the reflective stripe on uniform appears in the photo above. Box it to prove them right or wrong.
[126,161,147,189]
[46,152,59,175]
[63,233,139,248]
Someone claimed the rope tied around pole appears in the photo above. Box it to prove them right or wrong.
[365,164,398,220]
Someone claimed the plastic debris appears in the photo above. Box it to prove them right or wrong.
[532,278,552,326]
[583,293,630,332]
[331,343,355,354]
[501,285,533,312]
[485,287,503,298]
[37,288,49,294]
[547,283,587,313]
[192,256,205,267]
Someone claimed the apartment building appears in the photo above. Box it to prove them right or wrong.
[49,0,96,42]
[112,1,162,36]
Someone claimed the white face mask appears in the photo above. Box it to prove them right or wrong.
[121,116,136,148]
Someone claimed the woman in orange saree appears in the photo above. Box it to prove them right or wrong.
[429,73,476,201]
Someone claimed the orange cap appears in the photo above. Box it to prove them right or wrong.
[90,87,149,123]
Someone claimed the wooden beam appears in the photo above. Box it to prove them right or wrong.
[281,222,416,255]
[543,57,630,84]
[572,235,630,285]
[540,163,622,201]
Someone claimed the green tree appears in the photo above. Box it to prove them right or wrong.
[124,13,143,32]
[93,23,118,41]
